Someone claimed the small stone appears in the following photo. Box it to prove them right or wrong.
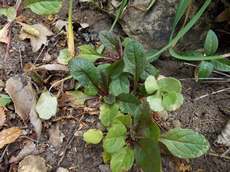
[99,165,111,172]
[56,167,69,172]
[18,155,47,172]
[172,120,181,128]
[74,130,84,137]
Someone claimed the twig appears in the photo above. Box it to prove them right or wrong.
[58,127,77,166]
[208,152,230,160]
[18,46,23,70]
[48,76,72,92]
[194,87,230,101]
[0,145,8,163]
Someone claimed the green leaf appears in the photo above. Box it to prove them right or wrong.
[99,31,120,51]
[162,92,184,111]
[57,48,72,65]
[147,94,164,112]
[123,39,147,81]
[140,64,160,80]
[99,103,120,127]
[103,151,111,164]
[77,44,102,62]
[114,114,132,127]
[0,94,11,107]
[158,77,182,93]
[117,93,140,104]
[111,146,134,172]
[135,139,161,172]
[107,60,124,79]
[0,7,16,21]
[160,128,210,159]
[197,61,214,79]
[25,0,62,15]
[145,49,160,62]
[35,91,57,120]
[103,121,127,153]
[204,30,219,56]
[69,58,102,92]
[170,0,191,40]
[84,83,98,96]
[212,59,230,72]
[83,129,103,144]
[144,75,159,94]
[109,74,130,96]
[65,91,91,106]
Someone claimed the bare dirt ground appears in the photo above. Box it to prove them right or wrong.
[0,1,230,172]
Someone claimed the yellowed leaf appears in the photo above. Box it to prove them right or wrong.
[0,127,22,149]
[0,107,6,127]
[0,23,10,44]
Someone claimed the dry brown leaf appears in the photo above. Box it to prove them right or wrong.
[215,8,230,22]
[37,64,69,71]
[48,125,65,147]
[18,155,47,172]
[19,23,53,52]
[0,23,10,44]
[9,141,37,163]
[5,76,42,138]
[216,120,230,147]
[0,127,22,149]
[0,107,6,128]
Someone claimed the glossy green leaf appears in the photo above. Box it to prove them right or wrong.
[83,129,103,144]
[119,101,140,115]
[158,77,182,93]
[0,7,16,21]
[204,30,219,56]
[160,128,210,158]
[35,91,57,120]
[135,139,161,172]
[107,60,124,79]
[162,92,184,111]
[111,146,134,172]
[140,64,160,80]
[103,121,127,153]
[144,75,159,94]
[212,59,230,72]
[84,83,98,96]
[69,58,102,92]
[99,103,120,127]
[145,49,160,62]
[147,94,164,112]
[109,74,129,96]
[123,39,147,81]
[77,44,102,62]
[25,0,62,15]
[198,61,214,79]
[99,31,120,51]
[117,93,140,104]
[57,48,72,65]
[0,94,11,107]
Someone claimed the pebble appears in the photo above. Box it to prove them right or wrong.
[99,165,111,172]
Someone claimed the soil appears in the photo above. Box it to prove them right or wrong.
[0,1,230,172]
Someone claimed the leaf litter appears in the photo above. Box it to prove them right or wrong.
[5,75,42,138]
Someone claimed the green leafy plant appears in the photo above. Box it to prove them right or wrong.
[68,31,210,172]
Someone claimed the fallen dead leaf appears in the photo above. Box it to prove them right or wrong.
[18,155,47,172]
[48,124,65,147]
[0,23,10,44]
[56,167,69,172]
[37,64,69,71]
[9,141,37,163]
[19,23,53,52]
[42,52,52,62]
[5,75,42,138]
[54,19,68,31]
[0,127,22,149]
[216,120,230,147]
[0,107,6,128]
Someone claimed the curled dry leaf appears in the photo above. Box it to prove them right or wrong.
[9,141,37,163]
[0,127,22,149]
[5,76,42,138]
[216,120,230,147]
[18,155,47,172]
[48,125,65,147]
[19,23,53,52]
[0,107,6,128]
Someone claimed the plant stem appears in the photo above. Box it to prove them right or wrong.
[68,0,75,57]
